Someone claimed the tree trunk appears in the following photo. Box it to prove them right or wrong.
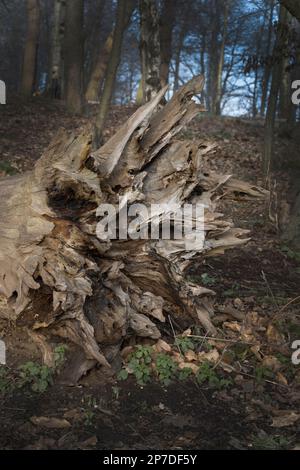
[210,0,229,116]
[135,79,144,105]
[139,0,161,102]
[263,5,288,177]
[93,0,133,147]
[279,55,290,120]
[173,25,186,92]
[64,0,84,113]
[199,33,207,107]
[85,1,134,104]
[159,0,176,87]
[252,11,266,118]
[20,0,40,98]
[260,0,275,117]
[283,180,300,249]
[282,47,300,247]
[48,0,66,99]
[280,0,300,22]
[0,76,267,383]
[85,32,114,104]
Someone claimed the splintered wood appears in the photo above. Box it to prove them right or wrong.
[0,76,268,377]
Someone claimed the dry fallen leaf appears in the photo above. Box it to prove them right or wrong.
[262,355,282,372]
[63,408,83,421]
[155,339,172,353]
[266,324,284,344]
[178,362,199,374]
[198,349,220,363]
[233,298,243,309]
[185,349,197,361]
[271,411,300,428]
[182,328,192,337]
[224,321,241,332]
[241,328,256,343]
[276,371,288,386]
[30,416,71,429]
[251,345,263,361]
[24,437,56,450]
[172,351,185,364]
[78,436,98,449]
[120,346,134,359]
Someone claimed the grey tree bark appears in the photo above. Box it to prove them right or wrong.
[139,0,161,102]
[263,5,288,177]
[48,0,66,99]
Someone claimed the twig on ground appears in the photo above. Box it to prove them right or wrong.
[168,315,183,357]
[271,295,300,323]
[186,334,255,345]
[261,270,279,309]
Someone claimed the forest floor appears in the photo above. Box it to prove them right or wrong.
[0,98,300,450]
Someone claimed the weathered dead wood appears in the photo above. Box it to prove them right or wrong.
[0,76,268,377]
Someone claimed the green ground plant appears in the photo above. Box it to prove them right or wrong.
[196,361,232,389]
[174,336,195,354]
[18,362,53,393]
[0,345,67,395]
[155,353,177,386]
[254,365,274,384]
[118,345,153,385]
[0,367,12,394]
[280,245,300,263]
[252,434,292,450]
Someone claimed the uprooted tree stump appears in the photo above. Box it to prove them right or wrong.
[0,76,268,382]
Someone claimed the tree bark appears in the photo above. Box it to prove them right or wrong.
[64,0,84,113]
[283,180,300,249]
[173,25,186,92]
[280,0,300,22]
[48,0,66,99]
[279,55,291,120]
[0,76,267,382]
[139,0,161,102]
[252,10,267,118]
[263,5,288,177]
[209,0,229,116]
[85,1,134,104]
[260,0,275,117]
[20,0,40,98]
[85,32,114,103]
[93,0,134,147]
[159,0,176,87]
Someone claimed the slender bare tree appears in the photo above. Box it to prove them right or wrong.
[85,1,134,104]
[94,0,134,146]
[64,0,83,113]
[263,4,288,177]
[48,0,66,99]
[139,0,161,102]
[20,0,40,98]
[159,0,176,87]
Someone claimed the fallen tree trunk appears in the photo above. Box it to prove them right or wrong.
[0,76,267,381]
